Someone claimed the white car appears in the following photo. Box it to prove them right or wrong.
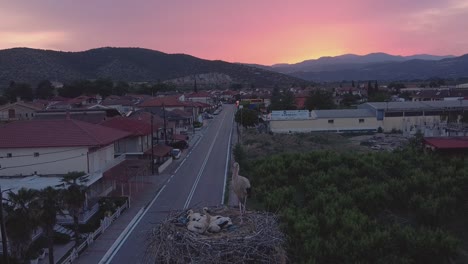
[171,149,182,159]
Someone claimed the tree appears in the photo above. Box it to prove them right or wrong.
[269,88,296,110]
[4,188,39,262]
[235,108,258,128]
[4,82,33,102]
[113,81,130,96]
[304,90,335,110]
[37,187,63,264]
[35,80,55,99]
[59,80,88,98]
[59,171,89,247]
[93,78,113,98]
[0,96,8,106]
[230,83,243,90]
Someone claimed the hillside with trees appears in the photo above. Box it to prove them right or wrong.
[0,47,308,89]
[234,131,468,263]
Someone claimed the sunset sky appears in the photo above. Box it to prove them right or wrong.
[1,0,467,65]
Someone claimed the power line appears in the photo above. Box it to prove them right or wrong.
[0,153,85,170]
[0,147,85,159]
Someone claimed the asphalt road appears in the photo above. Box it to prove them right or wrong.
[105,104,236,264]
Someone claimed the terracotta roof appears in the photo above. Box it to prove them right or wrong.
[170,109,193,118]
[101,98,135,106]
[222,90,238,95]
[100,116,152,136]
[128,111,163,129]
[424,137,468,149]
[0,101,44,111]
[138,96,187,107]
[144,145,173,157]
[0,119,131,148]
[186,91,212,98]
[49,96,69,102]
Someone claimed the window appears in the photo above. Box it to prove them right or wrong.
[6,153,12,158]
[328,119,334,124]
[34,152,40,157]
[359,119,365,123]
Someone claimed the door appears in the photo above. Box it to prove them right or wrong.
[8,109,15,119]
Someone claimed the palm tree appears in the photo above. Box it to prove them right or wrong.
[4,188,39,262]
[37,187,63,264]
[59,171,88,247]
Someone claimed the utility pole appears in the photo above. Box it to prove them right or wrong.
[192,105,196,135]
[150,113,154,175]
[0,186,9,264]
[163,102,168,144]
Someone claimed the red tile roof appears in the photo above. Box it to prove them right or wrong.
[0,101,44,111]
[186,91,212,98]
[170,109,193,118]
[138,96,187,107]
[99,117,152,136]
[0,119,131,148]
[128,112,163,129]
[424,137,468,149]
[144,145,173,157]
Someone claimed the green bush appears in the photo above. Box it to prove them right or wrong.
[245,147,467,263]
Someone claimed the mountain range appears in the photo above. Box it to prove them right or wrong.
[249,53,468,82]
[0,47,307,88]
[1,48,467,86]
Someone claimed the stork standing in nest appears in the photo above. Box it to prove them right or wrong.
[231,162,251,222]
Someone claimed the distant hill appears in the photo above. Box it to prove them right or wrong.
[268,53,455,73]
[289,55,468,81]
[0,47,308,88]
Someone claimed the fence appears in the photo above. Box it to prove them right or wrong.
[58,199,129,264]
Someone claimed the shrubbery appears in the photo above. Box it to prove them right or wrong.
[244,145,467,263]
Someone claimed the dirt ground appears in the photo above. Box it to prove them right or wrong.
[241,129,409,160]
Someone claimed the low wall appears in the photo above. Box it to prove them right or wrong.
[158,158,173,174]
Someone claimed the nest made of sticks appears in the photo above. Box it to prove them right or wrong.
[144,206,287,264]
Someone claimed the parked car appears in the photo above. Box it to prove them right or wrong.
[171,149,182,159]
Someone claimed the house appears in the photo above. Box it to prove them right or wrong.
[269,109,377,133]
[167,109,194,134]
[410,89,468,101]
[185,91,214,105]
[99,116,152,156]
[34,108,121,124]
[424,137,468,155]
[358,100,468,135]
[138,95,188,112]
[100,97,136,115]
[47,95,100,110]
[0,118,130,177]
[221,90,239,103]
[0,101,44,122]
[0,118,131,222]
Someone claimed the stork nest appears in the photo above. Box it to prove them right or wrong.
[144,206,287,264]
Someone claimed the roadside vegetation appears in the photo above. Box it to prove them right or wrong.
[236,130,468,263]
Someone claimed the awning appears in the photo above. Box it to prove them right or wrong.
[145,145,173,157]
